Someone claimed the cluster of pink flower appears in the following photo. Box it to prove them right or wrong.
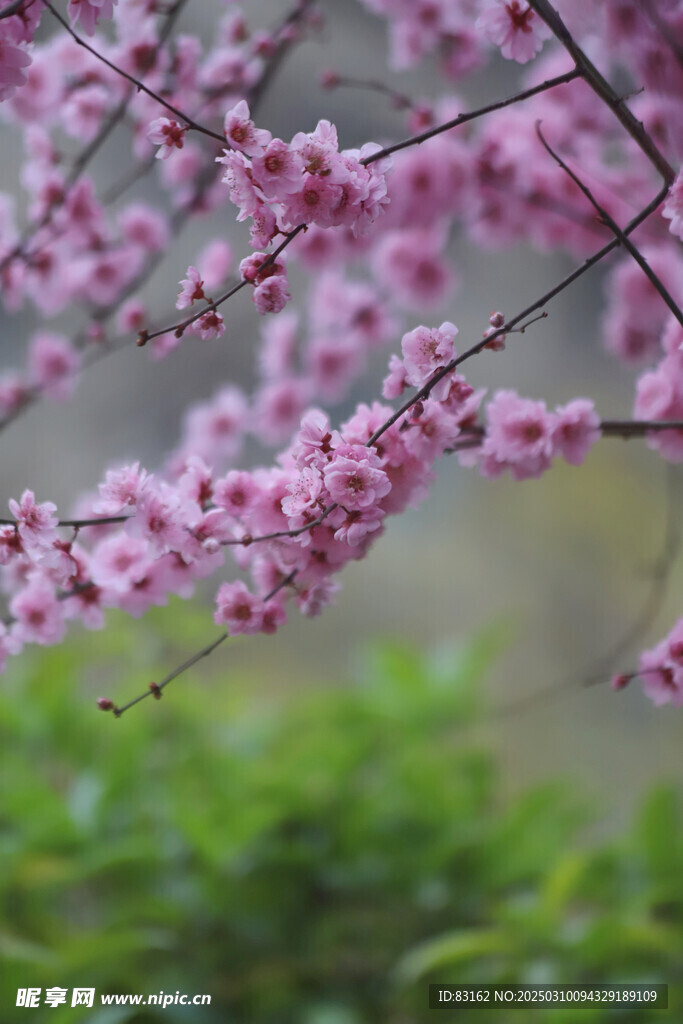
[475,392,601,479]
[1,0,683,713]
[0,362,468,667]
[217,100,392,248]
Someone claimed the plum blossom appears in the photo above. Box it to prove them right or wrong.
[192,310,225,341]
[635,626,683,707]
[10,579,66,646]
[147,117,186,159]
[0,32,33,103]
[214,471,260,518]
[663,171,683,241]
[28,332,80,401]
[176,266,206,309]
[253,275,291,315]
[323,444,391,511]
[90,534,152,593]
[476,0,552,63]
[214,580,264,634]
[224,99,272,156]
[480,390,556,480]
[252,139,305,197]
[552,399,601,466]
[9,490,59,553]
[94,463,148,516]
[399,321,458,400]
[67,0,118,36]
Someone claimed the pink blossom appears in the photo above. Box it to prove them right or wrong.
[639,639,683,708]
[119,203,169,253]
[373,229,454,310]
[214,580,264,634]
[382,353,410,400]
[323,443,391,511]
[192,310,225,341]
[252,378,310,446]
[261,597,287,634]
[292,409,341,469]
[218,149,264,219]
[253,275,291,315]
[90,534,153,593]
[176,266,206,310]
[663,171,683,241]
[309,336,363,403]
[147,117,186,160]
[331,505,385,546]
[251,138,305,197]
[93,463,148,516]
[552,399,601,466]
[214,470,260,518]
[198,239,233,290]
[224,99,271,156]
[10,579,66,646]
[9,490,58,553]
[481,390,556,480]
[476,1,552,64]
[132,484,187,554]
[282,466,325,525]
[67,0,118,36]
[0,31,33,103]
[182,385,247,465]
[400,321,458,397]
[62,84,110,142]
[0,372,29,418]
[295,578,340,617]
[259,312,298,380]
[28,332,80,401]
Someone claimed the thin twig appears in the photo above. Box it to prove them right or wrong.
[536,122,683,328]
[110,570,297,716]
[361,67,581,166]
[366,183,671,450]
[140,224,306,344]
[0,514,131,528]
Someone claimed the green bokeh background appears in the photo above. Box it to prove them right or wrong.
[1,609,682,1023]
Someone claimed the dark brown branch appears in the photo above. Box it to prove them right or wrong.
[0,514,131,528]
[361,68,581,166]
[535,122,683,328]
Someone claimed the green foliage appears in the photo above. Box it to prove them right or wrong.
[0,616,681,1023]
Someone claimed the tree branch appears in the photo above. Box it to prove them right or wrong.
[361,67,581,166]
[535,122,683,329]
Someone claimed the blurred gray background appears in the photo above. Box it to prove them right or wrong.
[1,0,681,829]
